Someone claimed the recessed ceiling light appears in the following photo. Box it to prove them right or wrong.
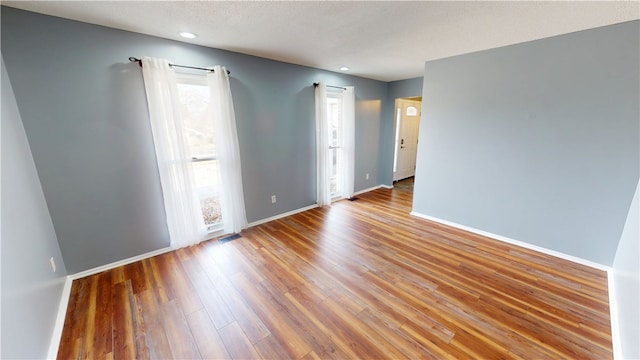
[179,31,197,39]
[340,66,350,71]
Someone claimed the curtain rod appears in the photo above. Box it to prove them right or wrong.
[313,82,346,90]
[128,57,230,74]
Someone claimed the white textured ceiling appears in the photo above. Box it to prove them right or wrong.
[4,1,639,81]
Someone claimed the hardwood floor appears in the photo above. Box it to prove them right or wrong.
[58,185,612,359]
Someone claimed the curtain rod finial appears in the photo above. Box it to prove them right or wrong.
[129,57,142,67]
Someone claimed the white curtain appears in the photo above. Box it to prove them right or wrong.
[141,57,206,248]
[315,82,331,206]
[315,83,355,205]
[342,86,355,199]
[206,67,248,234]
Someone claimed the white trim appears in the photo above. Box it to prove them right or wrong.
[47,204,320,356]
[248,204,319,227]
[608,270,623,360]
[47,204,623,358]
[249,184,392,229]
[332,194,346,202]
[48,202,335,354]
[354,185,384,195]
[47,246,173,357]
[353,184,394,195]
[409,211,610,271]
[70,246,173,280]
[409,211,623,357]
[47,275,73,359]
[204,228,225,241]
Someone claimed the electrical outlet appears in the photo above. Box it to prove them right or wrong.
[366,173,370,180]
[271,195,277,203]
[50,257,56,272]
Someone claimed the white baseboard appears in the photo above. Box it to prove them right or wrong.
[49,202,322,356]
[352,184,394,196]
[409,211,622,357]
[354,185,384,195]
[409,211,610,272]
[70,246,173,280]
[44,198,336,357]
[248,204,319,227]
[47,275,73,359]
[248,184,395,227]
[47,246,173,358]
[608,270,623,360]
[53,203,618,358]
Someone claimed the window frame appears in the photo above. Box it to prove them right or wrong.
[326,90,345,200]
[175,73,224,236]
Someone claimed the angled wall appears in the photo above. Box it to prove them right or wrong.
[414,20,639,266]
[1,56,68,359]
[612,181,639,359]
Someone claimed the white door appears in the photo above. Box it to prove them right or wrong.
[393,98,421,181]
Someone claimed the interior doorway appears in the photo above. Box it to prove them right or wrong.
[393,97,422,183]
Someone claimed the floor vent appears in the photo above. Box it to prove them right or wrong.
[219,233,241,244]
[348,197,360,201]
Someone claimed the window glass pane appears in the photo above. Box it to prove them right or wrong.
[327,93,343,198]
[177,83,216,159]
[177,76,223,232]
[329,148,338,196]
[201,196,222,226]
[327,97,341,147]
[192,160,221,188]
[192,160,222,226]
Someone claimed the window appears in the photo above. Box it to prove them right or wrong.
[315,83,354,206]
[327,93,344,198]
[141,58,245,248]
[176,74,223,234]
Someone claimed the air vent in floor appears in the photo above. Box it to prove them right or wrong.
[218,233,241,244]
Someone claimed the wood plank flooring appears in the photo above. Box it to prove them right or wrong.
[58,184,612,359]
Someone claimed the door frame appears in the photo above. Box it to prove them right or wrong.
[392,96,422,182]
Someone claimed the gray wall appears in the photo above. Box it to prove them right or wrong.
[1,7,391,273]
[389,77,424,99]
[1,56,68,359]
[379,77,424,186]
[613,181,639,359]
[414,20,639,266]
